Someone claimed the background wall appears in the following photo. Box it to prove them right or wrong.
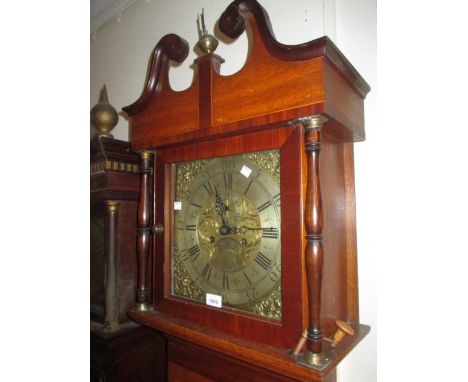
[90,1,377,381]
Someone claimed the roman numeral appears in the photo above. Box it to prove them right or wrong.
[244,179,253,195]
[185,225,196,231]
[255,252,272,270]
[257,200,272,213]
[203,182,214,196]
[262,227,278,239]
[202,263,212,281]
[243,271,252,285]
[191,202,202,209]
[273,193,280,206]
[188,244,200,261]
[223,273,230,290]
[224,173,232,190]
[269,270,280,283]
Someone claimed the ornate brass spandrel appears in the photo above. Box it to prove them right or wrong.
[251,285,282,320]
[175,159,211,200]
[246,150,280,184]
[173,243,205,301]
[175,151,279,193]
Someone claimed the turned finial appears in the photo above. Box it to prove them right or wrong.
[91,85,119,138]
[196,8,218,54]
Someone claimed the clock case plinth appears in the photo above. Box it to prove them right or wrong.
[123,0,370,380]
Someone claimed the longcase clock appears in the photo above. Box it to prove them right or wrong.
[123,1,371,381]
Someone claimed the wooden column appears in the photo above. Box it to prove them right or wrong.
[103,200,120,332]
[135,150,153,311]
[303,115,327,364]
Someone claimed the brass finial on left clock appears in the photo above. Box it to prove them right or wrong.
[196,8,219,54]
[91,85,119,138]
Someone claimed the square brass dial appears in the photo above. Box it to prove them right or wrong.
[172,150,282,320]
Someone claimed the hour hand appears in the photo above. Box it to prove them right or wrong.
[214,187,227,224]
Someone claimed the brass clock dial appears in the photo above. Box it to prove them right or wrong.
[172,150,282,319]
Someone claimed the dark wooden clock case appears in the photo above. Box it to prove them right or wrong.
[90,136,140,325]
[90,137,166,382]
[122,1,371,381]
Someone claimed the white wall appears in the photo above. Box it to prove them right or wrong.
[334,1,376,381]
[90,1,376,381]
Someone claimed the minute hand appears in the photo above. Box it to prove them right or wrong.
[239,226,277,233]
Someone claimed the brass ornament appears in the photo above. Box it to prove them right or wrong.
[106,200,120,212]
[298,115,328,131]
[250,285,281,319]
[173,244,205,302]
[91,85,119,138]
[151,223,165,236]
[303,350,329,369]
[135,302,154,312]
[139,150,153,159]
[196,8,219,54]
[245,150,280,183]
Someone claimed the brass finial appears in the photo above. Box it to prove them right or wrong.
[91,85,119,138]
[196,8,218,54]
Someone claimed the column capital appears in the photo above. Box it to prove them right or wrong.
[298,115,328,130]
[138,150,153,159]
[106,200,120,212]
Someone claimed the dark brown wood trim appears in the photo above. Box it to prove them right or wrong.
[136,151,153,309]
[122,34,189,116]
[152,125,305,350]
[343,143,360,322]
[303,117,325,354]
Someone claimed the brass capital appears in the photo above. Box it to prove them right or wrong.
[139,150,153,159]
[106,200,120,212]
[299,115,328,131]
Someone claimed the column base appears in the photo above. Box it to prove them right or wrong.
[135,302,154,312]
[295,350,332,371]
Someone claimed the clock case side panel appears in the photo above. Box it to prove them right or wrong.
[116,200,139,323]
[151,125,307,350]
[318,132,360,338]
[90,200,139,327]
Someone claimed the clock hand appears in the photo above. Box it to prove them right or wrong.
[237,226,277,234]
[214,187,236,236]
[214,186,227,226]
